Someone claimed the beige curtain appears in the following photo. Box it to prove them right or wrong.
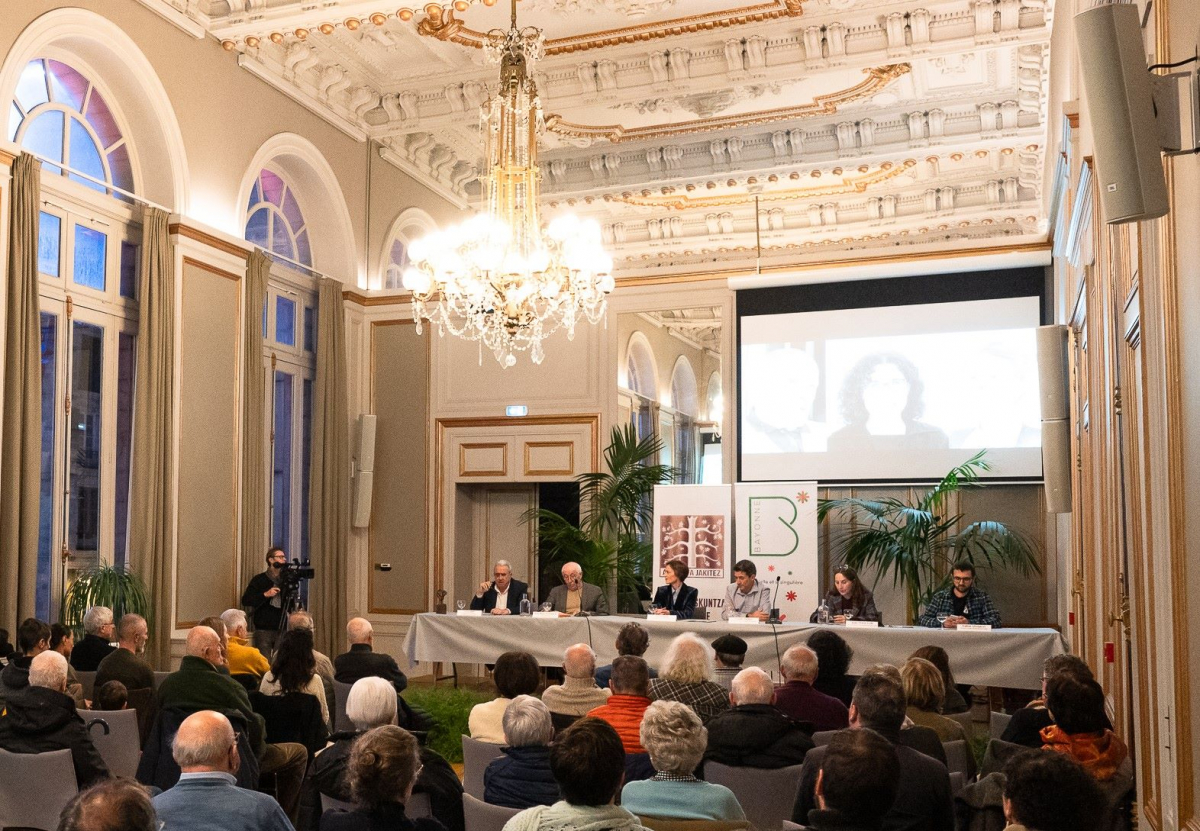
[239,251,270,593]
[128,208,176,669]
[0,154,42,630]
[308,277,350,657]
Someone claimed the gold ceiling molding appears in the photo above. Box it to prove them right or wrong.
[614,159,918,209]
[417,0,804,55]
[544,64,911,144]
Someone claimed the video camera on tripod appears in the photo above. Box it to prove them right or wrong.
[277,558,315,632]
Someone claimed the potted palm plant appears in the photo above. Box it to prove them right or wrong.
[524,424,674,613]
[818,451,1040,623]
[60,564,152,636]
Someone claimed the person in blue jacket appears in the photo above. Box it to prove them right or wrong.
[651,559,699,620]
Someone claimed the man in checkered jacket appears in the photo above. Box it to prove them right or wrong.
[917,561,1002,628]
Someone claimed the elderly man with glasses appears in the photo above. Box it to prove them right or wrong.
[71,606,118,671]
[917,560,1002,628]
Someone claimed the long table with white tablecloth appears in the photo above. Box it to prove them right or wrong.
[402,613,1066,690]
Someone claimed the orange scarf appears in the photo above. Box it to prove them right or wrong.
[1040,725,1128,780]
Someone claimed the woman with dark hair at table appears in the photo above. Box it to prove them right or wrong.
[810,565,879,624]
[650,559,699,620]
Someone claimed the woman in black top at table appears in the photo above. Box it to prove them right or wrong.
[810,565,880,624]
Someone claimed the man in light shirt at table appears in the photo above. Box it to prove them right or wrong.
[548,562,609,617]
[721,559,772,621]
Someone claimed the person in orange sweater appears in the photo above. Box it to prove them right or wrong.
[220,608,272,677]
[587,655,652,754]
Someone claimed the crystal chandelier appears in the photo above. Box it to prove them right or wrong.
[402,1,614,367]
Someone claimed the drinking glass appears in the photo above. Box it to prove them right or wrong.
[843,610,855,624]
[540,601,552,613]
[937,613,949,627]
[649,603,660,614]
[456,600,466,611]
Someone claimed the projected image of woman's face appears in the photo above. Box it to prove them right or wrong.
[862,363,909,429]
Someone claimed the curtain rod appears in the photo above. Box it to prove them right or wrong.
[22,149,172,213]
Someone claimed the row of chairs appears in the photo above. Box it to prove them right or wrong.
[73,670,170,701]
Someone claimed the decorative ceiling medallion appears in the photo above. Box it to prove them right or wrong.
[544,64,910,144]
[417,0,804,55]
[522,0,680,16]
[614,159,917,209]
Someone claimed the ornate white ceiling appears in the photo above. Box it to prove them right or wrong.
[142,0,1056,280]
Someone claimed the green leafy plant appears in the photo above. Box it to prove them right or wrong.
[818,451,1040,622]
[402,685,495,763]
[524,424,674,612]
[60,564,152,636]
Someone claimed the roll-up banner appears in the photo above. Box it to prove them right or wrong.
[652,485,732,620]
[733,481,820,624]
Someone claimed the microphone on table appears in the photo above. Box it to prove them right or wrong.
[767,576,783,625]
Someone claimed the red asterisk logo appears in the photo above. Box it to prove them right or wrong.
[797,491,810,503]
[767,564,776,572]
[786,590,797,602]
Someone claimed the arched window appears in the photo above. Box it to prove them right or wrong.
[378,208,437,290]
[625,333,658,399]
[9,58,134,197]
[670,357,699,484]
[670,357,699,418]
[245,168,312,268]
[385,239,410,290]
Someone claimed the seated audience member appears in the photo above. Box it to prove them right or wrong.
[470,559,528,615]
[469,650,541,743]
[221,609,272,678]
[595,623,655,690]
[1001,654,1107,748]
[311,677,462,831]
[650,559,699,620]
[0,627,14,665]
[541,643,611,717]
[71,606,118,671]
[94,680,129,712]
[334,617,408,692]
[588,656,653,754]
[287,611,336,711]
[50,623,86,708]
[1041,675,1131,792]
[858,664,947,766]
[504,718,648,831]
[59,778,158,831]
[152,710,293,831]
[96,614,154,694]
[0,617,50,709]
[547,562,610,617]
[1000,749,1104,831]
[0,650,108,787]
[792,669,953,831]
[705,667,814,769]
[484,695,559,809]
[721,559,772,621]
[804,728,901,831]
[810,565,881,624]
[259,627,330,728]
[909,646,968,715]
[157,626,307,822]
[917,562,1001,628]
[197,616,231,671]
[320,725,445,831]
[621,700,745,821]
[901,658,968,743]
[774,645,850,733]
[808,630,857,707]
[648,633,730,724]
[710,634,747,691]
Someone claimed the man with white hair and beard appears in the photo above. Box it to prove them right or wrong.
[152,710,293,831]
[541,643,611,716]
[704,667,815,769]
[96,613,154,692]
[0,650,109,787]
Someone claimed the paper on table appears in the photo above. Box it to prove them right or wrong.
[532,611,560,619]
[845,620,880,628]
[646,614,678,622]
[726,617,764,625]
[957,623,994,631]
[455,609,483,617]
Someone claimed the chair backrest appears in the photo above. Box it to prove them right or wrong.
[462,793,520,831]
[333,680,355,733]
[989,710,1013,740]
[946,711,974,740]
[550,711,580,734]
[461,735,505,800]
[75,670,97,700]
[321,793,356,813]
[949,771,965,795]
[638,818,751,831]
[231,673,260,692]
[0,748,79,830]
[152,671,169,690]
[811,730,836,747]
[781,822,805,831]
[249,690,328,755]
[943,740,972,779]
[703,762,805,831]
[84,708,142,778]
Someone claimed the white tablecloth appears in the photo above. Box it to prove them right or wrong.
[403,613,1065,689]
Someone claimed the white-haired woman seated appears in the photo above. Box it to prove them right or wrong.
[310,677,464,831]
[483,695,559,809]
[648,633,731,724]
[620,700,745,822]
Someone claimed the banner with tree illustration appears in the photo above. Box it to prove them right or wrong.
[733,481,819,624]
[652,485,732,620]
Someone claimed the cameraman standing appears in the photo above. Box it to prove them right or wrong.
[241,547,287,655]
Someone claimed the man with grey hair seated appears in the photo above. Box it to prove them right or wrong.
[484,694,559,809]
[310,676,465,831]
[72,605,117,671]
[152,710,293,831]
[704,667,815,769]
[334,617,408,692]
[471,559,528,615]
[541,643,611,717]
[58,778,158,831]
[96,613,154,693]
[0,650,109,787]
[621,700,746,821]
[220,609,271,678]
[774,644,849,732]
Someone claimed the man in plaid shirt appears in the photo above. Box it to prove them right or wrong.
[918,561,1002,628]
